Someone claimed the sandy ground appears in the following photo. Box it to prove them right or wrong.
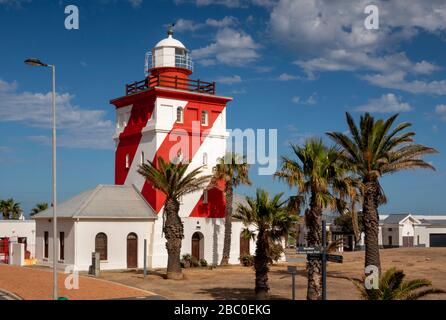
[99,248,446,300]
[0,264,158,300]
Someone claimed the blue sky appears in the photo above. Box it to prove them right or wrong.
[0,0,445,216]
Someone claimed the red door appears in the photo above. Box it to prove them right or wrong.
[127,233,138,268]
[240,234,250,256]
[403,236,414,247]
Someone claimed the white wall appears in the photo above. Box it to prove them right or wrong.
[150,217,255,268]
[35,218,75,270]
[414,226,446,247]
[75,219,155,271]
[380,225,400,246]
[0,220,36,258]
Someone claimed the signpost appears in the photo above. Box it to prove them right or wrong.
[287,266,297,300]
[296,219,343,300]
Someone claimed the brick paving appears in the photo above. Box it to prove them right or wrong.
[0,264,157,300]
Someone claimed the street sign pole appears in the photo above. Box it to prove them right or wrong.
[143,239,147,277]
[287,266,297,300]
[321,219,327,301]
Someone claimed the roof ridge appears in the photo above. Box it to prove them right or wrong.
[73,185,103,218]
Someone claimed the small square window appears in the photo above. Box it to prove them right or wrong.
[201,110,208,126]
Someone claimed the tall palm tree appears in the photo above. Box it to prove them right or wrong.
[213,153,251,265]
[275,138,351,300]
[327,113,437,273]
[234,189,297,299]
[30,202,49,216]
[0,198,22,220]
[138,157,211,279]
[354,267,445,300]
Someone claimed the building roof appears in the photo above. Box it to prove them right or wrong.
[32,185,157,220]
[380,213,446,226]
[381,214,411,224]
[155,35,186,50]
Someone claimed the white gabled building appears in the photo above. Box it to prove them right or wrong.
[379,214,446,248]
[32,185,157,271]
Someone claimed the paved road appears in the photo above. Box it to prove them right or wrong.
[0,264,159,300]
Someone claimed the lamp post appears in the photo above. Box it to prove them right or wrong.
[25,58,58,300]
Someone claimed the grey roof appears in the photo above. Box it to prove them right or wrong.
[420,219,446,226]
[381,214,411,224]
[32,185,157,219]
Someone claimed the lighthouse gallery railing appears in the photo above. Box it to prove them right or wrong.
[126,75,216,96]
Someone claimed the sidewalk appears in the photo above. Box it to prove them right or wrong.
[0,264,158,300]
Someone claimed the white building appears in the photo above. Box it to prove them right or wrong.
[31,185,252,271]
[298,213,446,250]
[379,214,446,248]
[33,185,157,271]
[0,220,36,262]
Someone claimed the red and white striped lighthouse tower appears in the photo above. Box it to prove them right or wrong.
[110,26,233,267]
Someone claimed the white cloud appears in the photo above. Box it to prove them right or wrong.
[192,28,260,66]
[278,73,299,81]
[0,79,114,149]
[268,0,446,94]
[362,71,446,95]
[175,16,238,32]
[435,104,446,121]
[291,93,317,105]
[354,93,412,113]
[216,75,242,84]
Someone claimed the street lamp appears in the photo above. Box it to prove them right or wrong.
[25,58,58,300]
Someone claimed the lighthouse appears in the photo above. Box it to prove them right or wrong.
[110,27,234,267]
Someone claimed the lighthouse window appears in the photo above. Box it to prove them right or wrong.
[203,190,208,204]
[201,110,208,126]
[125,154,130,169]
[203,153,208,167]
[176,107,184,123]
[141,151,145,165]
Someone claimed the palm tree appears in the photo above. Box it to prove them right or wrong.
[275,138,352,300]
[30,202,49,216]
[138,157,211,280]
[234,189,297,299]
[327,113,438,273]
[354,267,445,300]
[0,198,22,220]
[213,153,251,265]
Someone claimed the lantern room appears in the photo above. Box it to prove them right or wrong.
[145,25,193,77]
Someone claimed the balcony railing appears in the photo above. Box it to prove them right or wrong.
[145,52,193,75]
[126,75,216,96]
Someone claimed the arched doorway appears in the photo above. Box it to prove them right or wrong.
[240,232,250,257]
[127,233,138,268]
[191,232,204,261]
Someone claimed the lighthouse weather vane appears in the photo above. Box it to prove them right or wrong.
[168,23,175,36]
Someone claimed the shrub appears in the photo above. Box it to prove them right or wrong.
[268,242,284,263]
[239,254,254,267]
[199,259,208,267]
[181,254,192,268]
[191,256,200,268]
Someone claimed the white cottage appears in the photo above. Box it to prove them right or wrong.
[32,184,157,271]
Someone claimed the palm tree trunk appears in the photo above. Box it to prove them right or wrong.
[163,197,184,280]
[306,192,323,300]
[254,229,270,299]
[220,183,233,265]
[363,180,381,274]
[351,206,360,248]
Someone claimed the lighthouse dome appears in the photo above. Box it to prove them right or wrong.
[145,26,193,75]
[155,34,187,50]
